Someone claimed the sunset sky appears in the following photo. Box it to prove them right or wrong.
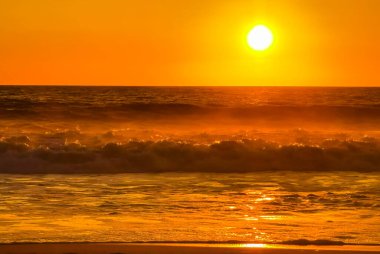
[1,0,379,86]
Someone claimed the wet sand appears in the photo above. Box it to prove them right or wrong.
[0,243,379,254]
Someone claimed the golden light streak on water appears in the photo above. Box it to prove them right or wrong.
[242,243,268,248]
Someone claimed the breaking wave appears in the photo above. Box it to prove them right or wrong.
[1,137,380,173]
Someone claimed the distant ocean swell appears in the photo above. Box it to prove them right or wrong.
[1,103,380,127]
[1,138,380,173]
[1,86,380,129]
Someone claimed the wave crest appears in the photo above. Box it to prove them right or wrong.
[1,138,379,173]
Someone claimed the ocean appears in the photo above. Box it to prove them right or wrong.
[0,86,379,245]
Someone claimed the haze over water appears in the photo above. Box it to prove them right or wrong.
[1,86,380,173]
[0,86,379,245]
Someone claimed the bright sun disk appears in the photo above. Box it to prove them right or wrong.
[247,25,273,51]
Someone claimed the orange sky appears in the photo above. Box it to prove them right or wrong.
[1,0,379,86]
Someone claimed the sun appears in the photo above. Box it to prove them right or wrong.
[247,25,273,51]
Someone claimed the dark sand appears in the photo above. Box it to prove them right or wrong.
[0,244,379,254]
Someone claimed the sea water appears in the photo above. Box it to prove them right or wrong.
[0,86,379,244]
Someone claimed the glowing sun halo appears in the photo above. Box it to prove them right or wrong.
[247,25,273,51]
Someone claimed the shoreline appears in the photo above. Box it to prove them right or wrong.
[0,243,379,254]
[2,240,380,246]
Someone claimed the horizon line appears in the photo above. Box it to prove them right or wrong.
[1,84,380,88]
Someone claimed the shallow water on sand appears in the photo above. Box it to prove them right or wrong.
[0,172,379,244]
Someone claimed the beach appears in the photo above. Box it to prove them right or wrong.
[1,243,379,254]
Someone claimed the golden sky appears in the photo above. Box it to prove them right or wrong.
[1,0,379,86]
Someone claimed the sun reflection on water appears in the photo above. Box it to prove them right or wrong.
[242,243,268,248]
